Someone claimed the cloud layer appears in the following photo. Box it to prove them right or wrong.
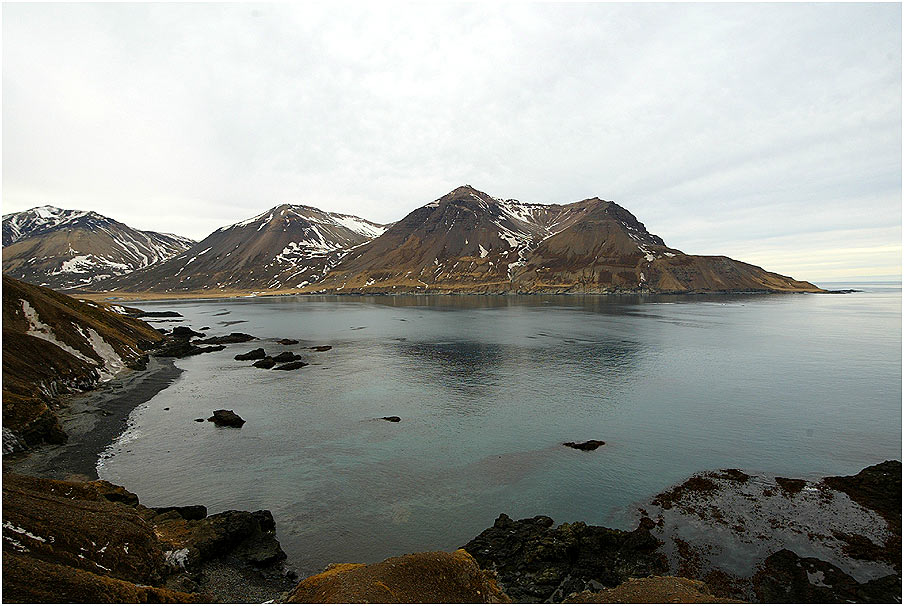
[3,3,900,281]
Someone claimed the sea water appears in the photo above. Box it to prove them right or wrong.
[98,284,902,576]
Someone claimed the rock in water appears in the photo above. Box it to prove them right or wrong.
[207,410,245,428]
[194,332,256,345]
[277,338,299,345]
[310,345,332,352]
[274,361,308,371]
[252,357,276,369]
[563,440,605,451]
[272,351,301,363]
[235,348,266,361]
[381,416,401,422]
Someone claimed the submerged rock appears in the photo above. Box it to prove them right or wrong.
[310,345,332,352]
[235,348,266,361]
[277,338,299,345]
[563,440,605,451]
[252,357,276,369]
[274,361,308,371]
[381,416,401,422]
[272,351,301,363]
[463,514,665,602]
[194,332,256,345]
[207,410,245,428]
[287,550,509,603]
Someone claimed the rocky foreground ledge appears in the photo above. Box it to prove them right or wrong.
[2,472,294,603]
[4,461,899,603]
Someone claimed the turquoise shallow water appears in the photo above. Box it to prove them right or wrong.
[98,285,902,576]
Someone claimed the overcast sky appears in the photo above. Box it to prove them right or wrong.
[3,3,900,281]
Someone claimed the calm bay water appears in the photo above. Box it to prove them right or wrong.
[98,285,902,576]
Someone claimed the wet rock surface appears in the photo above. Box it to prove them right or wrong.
[310,345,332,352]
[273,351,302,363]
[276,338,299,345]
[207,409,245,428]
[462,514,666,603]
[752,549,901,603]
[381,416,401,422]
[234,348,266,361]
[638,464,902,601]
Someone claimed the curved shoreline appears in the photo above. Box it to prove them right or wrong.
[5,356,183,481]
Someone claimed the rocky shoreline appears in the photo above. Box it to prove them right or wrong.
[5,356,182,481]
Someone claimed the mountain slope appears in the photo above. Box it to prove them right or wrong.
[2,275,163,452]
[303,185,820,294]
[2,206,195,290]
[90,204,388,294]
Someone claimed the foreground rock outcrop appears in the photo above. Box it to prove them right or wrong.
[462,514,667,602]
[286,550,510,603]
[1,472,291,603]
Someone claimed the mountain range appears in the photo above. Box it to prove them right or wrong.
[3,187,822,295]
[2,206,194,290]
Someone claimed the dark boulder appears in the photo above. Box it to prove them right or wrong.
[463,514,666,603]
[194,333,256,345]
[381,416,401,422]
[277,339,299,345]
[310,345,332,352]
[272,351,301,363]
[153,341,225,358]
[274,361,308,371]
[252,357,276,369]
[207,410,245,428]
[199,326,210,331]
[752,549,901,603]
[563,440,606,451]
[171,326,205,339]
[234,348,266,361]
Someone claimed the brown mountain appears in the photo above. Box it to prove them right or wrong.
[89,204,388,294]
[303,185,821,294]
[2,206,195,290]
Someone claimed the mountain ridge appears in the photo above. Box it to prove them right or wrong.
[2,205,195,290]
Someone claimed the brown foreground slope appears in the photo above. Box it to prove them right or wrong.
[2,275,164,451]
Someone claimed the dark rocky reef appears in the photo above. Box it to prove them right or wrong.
[752,549,901,603]
[235,348,266,361]
[273,351,302,363]
[462,514,666,602]
[194,332,256,345]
